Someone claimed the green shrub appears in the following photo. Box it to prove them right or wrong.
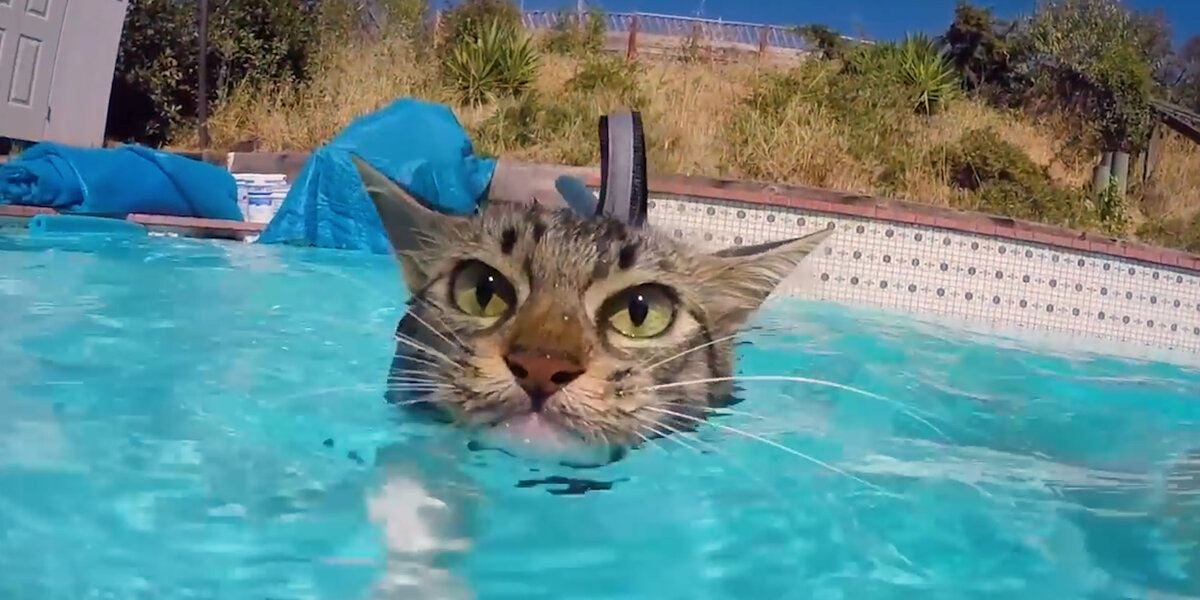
[795,24,849,60]
[942,129,1105,229]
[970,179,1097,229]
[473,76,658,167]
[941,1,1020,92]
[845,34,960,115]
[475,55,643,154]
[723,61,924,188]
[1015,0,1157,151]
[542,9,607,56]
[896,34,961,115]
[740,70,813,117]
[565,55,644,107]
[437,0,522,52]
[473,92,553,150]
[944,128,1047,190]
[442,20,540,106]
[1137,215,1200,253]
[109,0,425,145]
[111,0,321,144]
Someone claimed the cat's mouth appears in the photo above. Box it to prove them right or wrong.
[472,409,623,467]
[492,413,575,448]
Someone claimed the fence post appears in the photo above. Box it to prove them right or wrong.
[627,14,639,59]
[197,0,210,150]
[757,27,769,60]
[1143,123,1162,183]
[1111,151,1130,199]
[1091,151,1113,201]
[687,21,705,60]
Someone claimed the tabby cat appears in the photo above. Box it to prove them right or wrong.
[353,155,833,468]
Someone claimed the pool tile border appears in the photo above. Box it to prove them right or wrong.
[646,194,1200,362]
[6,152,1200,366]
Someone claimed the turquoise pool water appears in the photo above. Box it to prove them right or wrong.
[0,230,1197,599]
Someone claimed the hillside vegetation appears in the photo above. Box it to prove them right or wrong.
[109,0,1200,252]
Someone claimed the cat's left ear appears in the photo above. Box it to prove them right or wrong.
[350,153,469,290]
[699,227,834,323]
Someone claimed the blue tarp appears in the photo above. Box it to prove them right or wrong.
[257,98,496,254]
[0,142,242,221]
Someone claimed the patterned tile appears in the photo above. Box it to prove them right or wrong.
[648,195,1200,360]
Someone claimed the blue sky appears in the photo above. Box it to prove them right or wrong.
[514,0,1199,46]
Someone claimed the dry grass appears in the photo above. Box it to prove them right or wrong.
[1140,132,1200,221]
[177,34,1200,245]
[180,36,441,150]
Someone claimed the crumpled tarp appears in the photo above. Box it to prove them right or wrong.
[0,142,242,220]
[256,98,496,253]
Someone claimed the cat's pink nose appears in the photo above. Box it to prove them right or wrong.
[504,350,584,409]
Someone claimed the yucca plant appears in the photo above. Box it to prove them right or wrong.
[895,33,961,115]
[443,20,541,106]
[843,34,961,115]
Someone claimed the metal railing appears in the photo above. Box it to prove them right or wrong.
[522,10,811,52]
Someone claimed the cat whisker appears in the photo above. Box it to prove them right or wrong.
[637,321,817,374]
[633,410,805,512]
[384,387,447,395]
[395,353,445,371]
[691,405,772,421]
[393,332,457,367]
[404,300,469,353]
[416,298,470,349]
[639,375,947,440]
[387,368,444,382]
[386,365,443,377]
[596,430,616,452]
[385,377,447,387]
[270,380,448,405]
[630,429,658,452]
[271,384,385,402]
[387,395,451,407]
[384,391,451,405]
[633,417,704,454]
[640,405,888,494]
[640,332,742,374]
[383,373,448,384]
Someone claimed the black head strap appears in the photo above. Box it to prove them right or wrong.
[554,111,649,228]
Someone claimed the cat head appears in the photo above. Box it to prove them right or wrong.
[354,156,832,467]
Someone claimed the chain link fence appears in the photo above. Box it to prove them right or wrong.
[522,10,812,53]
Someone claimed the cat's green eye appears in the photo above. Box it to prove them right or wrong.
[450,260,516,320]
[603,284,677,339]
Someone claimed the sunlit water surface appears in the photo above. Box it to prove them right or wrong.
[0,231,1197,599]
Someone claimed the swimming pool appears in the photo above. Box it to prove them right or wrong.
[0,229,1197,599]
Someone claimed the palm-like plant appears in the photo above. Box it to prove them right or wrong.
[443,20,541,106]
[896,33,961,115]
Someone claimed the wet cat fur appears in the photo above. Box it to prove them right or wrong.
[354,155,833,464]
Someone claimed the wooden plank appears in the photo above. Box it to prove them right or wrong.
[1151,99,1200,146]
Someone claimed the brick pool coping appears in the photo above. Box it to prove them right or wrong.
[0,205,266,240]
[2,150,1198,274]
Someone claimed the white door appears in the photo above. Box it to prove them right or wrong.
[0,0,68,143]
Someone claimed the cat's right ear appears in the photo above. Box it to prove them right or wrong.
[695,227,835,328]
[350,153,466,290]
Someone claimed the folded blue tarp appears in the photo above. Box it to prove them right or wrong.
[0,142,242,221]
[256,98,496,254]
